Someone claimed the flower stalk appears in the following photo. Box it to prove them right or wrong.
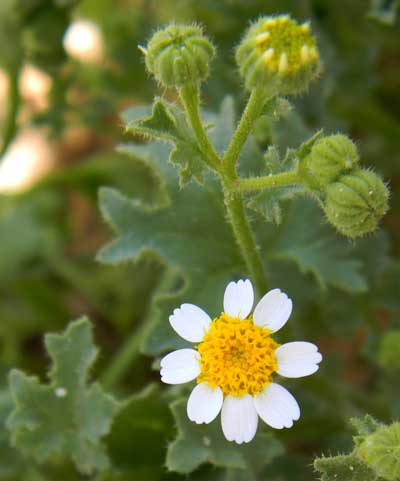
[178,83,221,171]
[222,86,268,176]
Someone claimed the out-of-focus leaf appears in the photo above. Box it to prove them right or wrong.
[6,318,119,475]
[166,399,283,475]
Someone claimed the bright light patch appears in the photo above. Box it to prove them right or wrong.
[0,130,55,193]
[63,20,104,64]
[20,64,52,110]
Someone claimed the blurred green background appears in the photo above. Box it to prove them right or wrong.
[0,0,399,480]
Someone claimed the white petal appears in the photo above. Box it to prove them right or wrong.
[223,279,254,320]
[253,383,300,429]
[221,394,258,444]
[169,303,212,343]
[160,349,200,384]
[276,342,323,378]
[187,383,223,424]
[253,288,292,332]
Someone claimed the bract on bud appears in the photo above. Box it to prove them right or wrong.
[324,169,389,238]
[306,135,359,187]
[236,15,321,95]
[143,23,215,88]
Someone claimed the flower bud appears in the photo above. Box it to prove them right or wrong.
[143,24,215,88]
[324,169,389,238]
[306,135,359,187]
[236,15,321,95]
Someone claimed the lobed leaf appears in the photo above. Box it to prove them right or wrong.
[123,98,206,185]
[6,317,119,475]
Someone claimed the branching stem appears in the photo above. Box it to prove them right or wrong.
[182,84,273,295]
[235,171,301,193]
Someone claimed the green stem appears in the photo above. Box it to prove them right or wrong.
[0,65,21,158]
[178,83,221,171]
[235,171,301,193]
[223,184,268,295]
[223,87,268,175]
[179,83,269,295]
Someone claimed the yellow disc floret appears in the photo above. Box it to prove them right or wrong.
[236,15,321,95]
[197,313,279,397]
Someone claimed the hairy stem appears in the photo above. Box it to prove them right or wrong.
[0,66,21,158]
[235,171,301,193]
[223,86,268,175]
[179,82,269,295]
[178,83,221,170]
[223,183,268,295]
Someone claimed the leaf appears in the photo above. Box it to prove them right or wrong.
[166,399,283,475]
[248,185,307,225]
[0,388,24,480]
[6,317,119,475]
[124,99,178,142]
[269,198,367,292]
[98,140,244,355]
[314,453,378,481]
[246,132,323,225]
[284,129,324,164]
[123,98,206,185]
[314,416,393,481]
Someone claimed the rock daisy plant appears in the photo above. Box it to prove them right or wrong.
[134,15,388,444]
[161,279,322,443]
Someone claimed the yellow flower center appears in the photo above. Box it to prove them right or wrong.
[197,313,279,397]
[254,16,319,74]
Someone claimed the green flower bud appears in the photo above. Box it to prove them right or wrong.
[357,422,400,481]
[306,135,359,187]
[324,169,389,238]
[236,15,321,95]
[142,24,215,88]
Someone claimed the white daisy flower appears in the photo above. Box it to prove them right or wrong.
[160,279,322,444]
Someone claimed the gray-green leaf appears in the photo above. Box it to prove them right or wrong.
[6,317,119,475]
